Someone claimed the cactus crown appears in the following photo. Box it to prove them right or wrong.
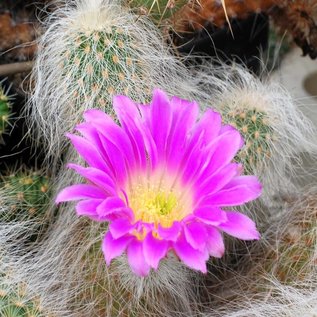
[63,26,147,112]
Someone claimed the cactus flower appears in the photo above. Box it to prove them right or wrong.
[56,89,261,276]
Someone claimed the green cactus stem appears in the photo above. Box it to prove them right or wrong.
[0,273,45,317]
[0,86,11,141]
[222,107,274,174]
[63,26,148,113]
[0,170,49,222]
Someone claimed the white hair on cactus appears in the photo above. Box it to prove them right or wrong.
[205,278,317,317]
[0,158,201,317]
[197,65,317,209]
[27,0,216,166]
[203,186,317,316]
[12,0,317,314]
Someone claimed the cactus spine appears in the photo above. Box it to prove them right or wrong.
[222,107,274,174]
[63,25,145,112]
[0,273,45,317]
[0,85,11,141]
[0,170,49,222]
[262,192,317,284]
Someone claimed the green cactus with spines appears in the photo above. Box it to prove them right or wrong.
[222,107,274,174]
[0,170,50,222]
[0,86,11,141]
[63,26,149,114]
[128,0,187,26]
[0,273,45,317]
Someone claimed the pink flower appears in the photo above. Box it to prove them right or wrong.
[56,89,261,276]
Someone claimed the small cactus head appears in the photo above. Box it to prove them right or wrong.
[0,273,45,317]
[0,170,50,222]
[222,106,274,174]
[63,26,146,111]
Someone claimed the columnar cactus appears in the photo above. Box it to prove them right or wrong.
[62,26,146,113]
[29,0,204,162]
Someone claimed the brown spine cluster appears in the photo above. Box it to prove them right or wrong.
[171,0,281,33]
[271,1,317,58]
[171,0,317,59]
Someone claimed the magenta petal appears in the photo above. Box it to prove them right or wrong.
[113,95,147,169]
[180,137,205,184]
[127,239,151,276]
[206,227,225,258]
[173,233,208,273]
[150,89,172,159]
[66,133,109,172]
[55,184,106,203]
[218,212,260,240]
[87,118,136,170]
[194,206,227,225]
[189,110,222,147]
[84,108,113,123]
[67,163,116,195]
[75,199,103,220]
[143,232,169,269]
[157,222,181,241]
[195,163,240,198]
[184,222,208,251]
[220,125,244,148]
[102,231,131,265]
[205,176,262,206]
[223,176,262,191]
[109,218,134,239]
[206,129,243,175]
[96,197,133,221]
[166,97,199,169]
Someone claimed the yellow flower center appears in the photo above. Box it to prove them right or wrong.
[127,171,193,228]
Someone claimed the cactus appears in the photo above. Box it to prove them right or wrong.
[0,85,11,142]
[261,192,317,284]
[74,226,196,316]
[221,107,274,174]
[128,0,187,27]
[0,170,50,223]
[0,272,46,317]
[62,25,145,114]
[208,66,317,207]
[29,0,203,162]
